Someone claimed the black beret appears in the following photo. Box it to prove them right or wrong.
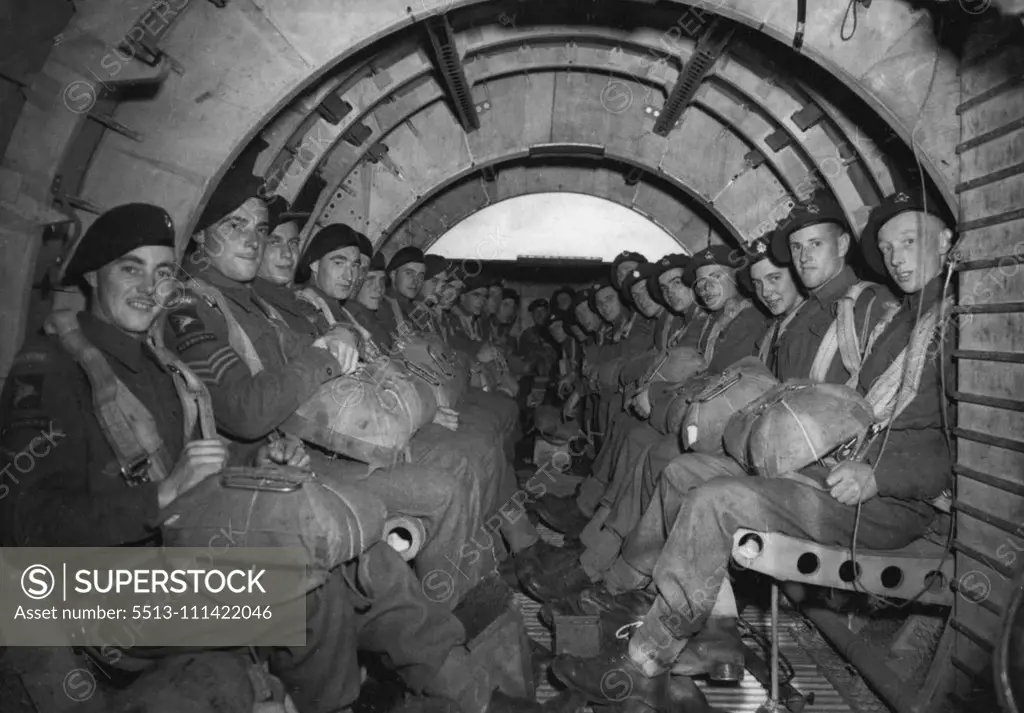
[682,244,746,287]
[610,251,648,286]
[621,263,661,293]
[572,289,593,309]
[357,234,373,259]
[63,203,176,282]
[424,254,449,280]
[551,286,576,305]
[737,235,778,295]
[528,298,548,311]
[462,273,490,292]
[648,253,690,296]
[368,252,387,272]
[860,188,950,277]
[296,224,366,284]
[486,274,504,288]
[502,288,520,301]
[195,138,269,234]
[771,191,849,264]
[387,246,425,273]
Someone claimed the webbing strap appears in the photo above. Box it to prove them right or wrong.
[44,311,173,483]
[148,325,217,440]
[808,282,871,384]
[387,296,410,335]
[758,299,805,364]
[865,297,954,425]
[188,279,264,376]
[296,288,337,327]
[702,299,751,366]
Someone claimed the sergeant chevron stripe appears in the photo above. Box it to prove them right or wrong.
[186,345,241,385]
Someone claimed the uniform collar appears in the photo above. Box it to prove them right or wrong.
[190,259,260,314]
[253,278,295,307]
[809,265,858,309]
[903,274,948,314]
[78,311,150,374]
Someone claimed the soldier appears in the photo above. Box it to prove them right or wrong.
[165,176,494,609]
[0,202,503,713]
[293,223,373,329]
[533,247,769,550]
[548,235,805,682]
[550,286,577,313]
[517,298,558,376]
[482,276,505,343]
[253,211,323,339]
[550,189,956,710]
[567,203,899,658]
[348,251,394,348]
[610,250,647,290]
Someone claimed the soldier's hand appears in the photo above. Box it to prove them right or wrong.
[315,327,360,374]
[632,386,651,419]
[160,438,230,509]
[826,461,878,505]
[433,406,460,431]
[477,343,498,363]
[557,375,574,399]
[254,434,311,469]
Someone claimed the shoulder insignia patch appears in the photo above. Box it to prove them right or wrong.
[9,374,44,411]
[169,308,206,337]
[176,333,217,353]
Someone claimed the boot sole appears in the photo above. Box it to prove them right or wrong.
[670,660,746,683]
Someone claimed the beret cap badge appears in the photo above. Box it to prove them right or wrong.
[895,192,910,203]
[704,249,713,259]
[754,241,767,254]
[806,203,820,215]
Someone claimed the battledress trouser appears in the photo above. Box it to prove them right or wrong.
[272,541,467,712]
[634,476,936,641]
[312,450,487,610]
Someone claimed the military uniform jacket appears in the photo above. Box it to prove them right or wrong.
[253,278,321,341]
[857,278,955,503]
[0,313,189,546]
[342,301,396,359]
[517,325,557,375]
[619,309,688,386]
[647,299,771,431]
[771,266,896,383]
[165,263,340,442]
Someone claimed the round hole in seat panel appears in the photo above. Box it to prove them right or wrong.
[838,560,862,583]
[881,566,904,589]
[738,533,764,551]
[797,552,820,575]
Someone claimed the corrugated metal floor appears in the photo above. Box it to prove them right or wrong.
[520,525,856,713]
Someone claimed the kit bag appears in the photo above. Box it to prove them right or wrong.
[282,357,439,468]
[161,464,387,593]
[677,357,779,454]
[389,332,470,408]
[724,381,874,478]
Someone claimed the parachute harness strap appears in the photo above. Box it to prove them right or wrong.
[779,398,821,467]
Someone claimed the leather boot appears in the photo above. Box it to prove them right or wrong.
[550,645,670,712]
[517,559,591,603]
[530,494,590,537]
[670,617,746,683]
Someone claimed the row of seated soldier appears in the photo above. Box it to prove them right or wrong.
[0,139,956,713]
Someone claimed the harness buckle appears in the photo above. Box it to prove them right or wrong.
[221,472,305,493]
[120,456,152,486]
[427,344,455,378]
[697,371,741,402]
[404,359,442,387]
